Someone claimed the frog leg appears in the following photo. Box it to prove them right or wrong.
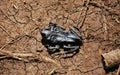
[48,45,60,50]
[47,45,60,54]
[63,45,80,54]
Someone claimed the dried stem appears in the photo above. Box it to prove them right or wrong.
[0,49,61,67]
[117,65,120,75]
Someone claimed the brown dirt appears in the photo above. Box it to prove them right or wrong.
[0,0,120,75]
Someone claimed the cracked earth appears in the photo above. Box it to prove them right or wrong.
[0,0,120,75]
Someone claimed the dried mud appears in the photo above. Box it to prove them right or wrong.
[0,0,120,75]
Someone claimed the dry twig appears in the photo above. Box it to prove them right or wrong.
[0,49,61,67]
[117,65,120,75]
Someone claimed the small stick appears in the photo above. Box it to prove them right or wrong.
[79,6,89,29]
[0,35,26,50]
[117,65,120,75]
[0,49,61,67]
[0,26,39,50]
[0,24,13,38]
[76,0,89,29]
[0,8,16,23]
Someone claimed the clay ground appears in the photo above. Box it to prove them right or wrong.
[0,0,120,75]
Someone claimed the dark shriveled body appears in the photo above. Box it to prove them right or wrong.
[41,22,82,55]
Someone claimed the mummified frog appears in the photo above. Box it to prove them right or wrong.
[41,22,82,55]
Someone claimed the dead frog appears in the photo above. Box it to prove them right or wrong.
[41,22,83,56]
